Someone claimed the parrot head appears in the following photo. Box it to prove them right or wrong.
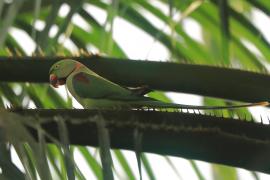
[49,59,82,88]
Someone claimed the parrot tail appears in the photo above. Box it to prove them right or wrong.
[133,101,269,110]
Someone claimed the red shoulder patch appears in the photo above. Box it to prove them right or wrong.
[75,73,89,83]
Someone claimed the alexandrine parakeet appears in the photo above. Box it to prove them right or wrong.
[49,59,269,109]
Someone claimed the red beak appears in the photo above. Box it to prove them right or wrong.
[50,74,66,88]
[50,74,59,88]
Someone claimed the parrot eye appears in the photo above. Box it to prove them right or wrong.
[55,65,59,69]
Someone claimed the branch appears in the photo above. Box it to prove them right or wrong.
[7,109,270,174]
[0,56,270,103]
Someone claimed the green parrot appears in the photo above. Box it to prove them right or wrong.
[49,59,269,109]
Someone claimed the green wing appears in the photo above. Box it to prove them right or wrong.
[71,72,268,110]
[72,72,150,101]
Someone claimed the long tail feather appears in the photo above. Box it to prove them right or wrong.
[135,101,269,110]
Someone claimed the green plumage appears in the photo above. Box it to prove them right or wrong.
[49,59,269,109]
